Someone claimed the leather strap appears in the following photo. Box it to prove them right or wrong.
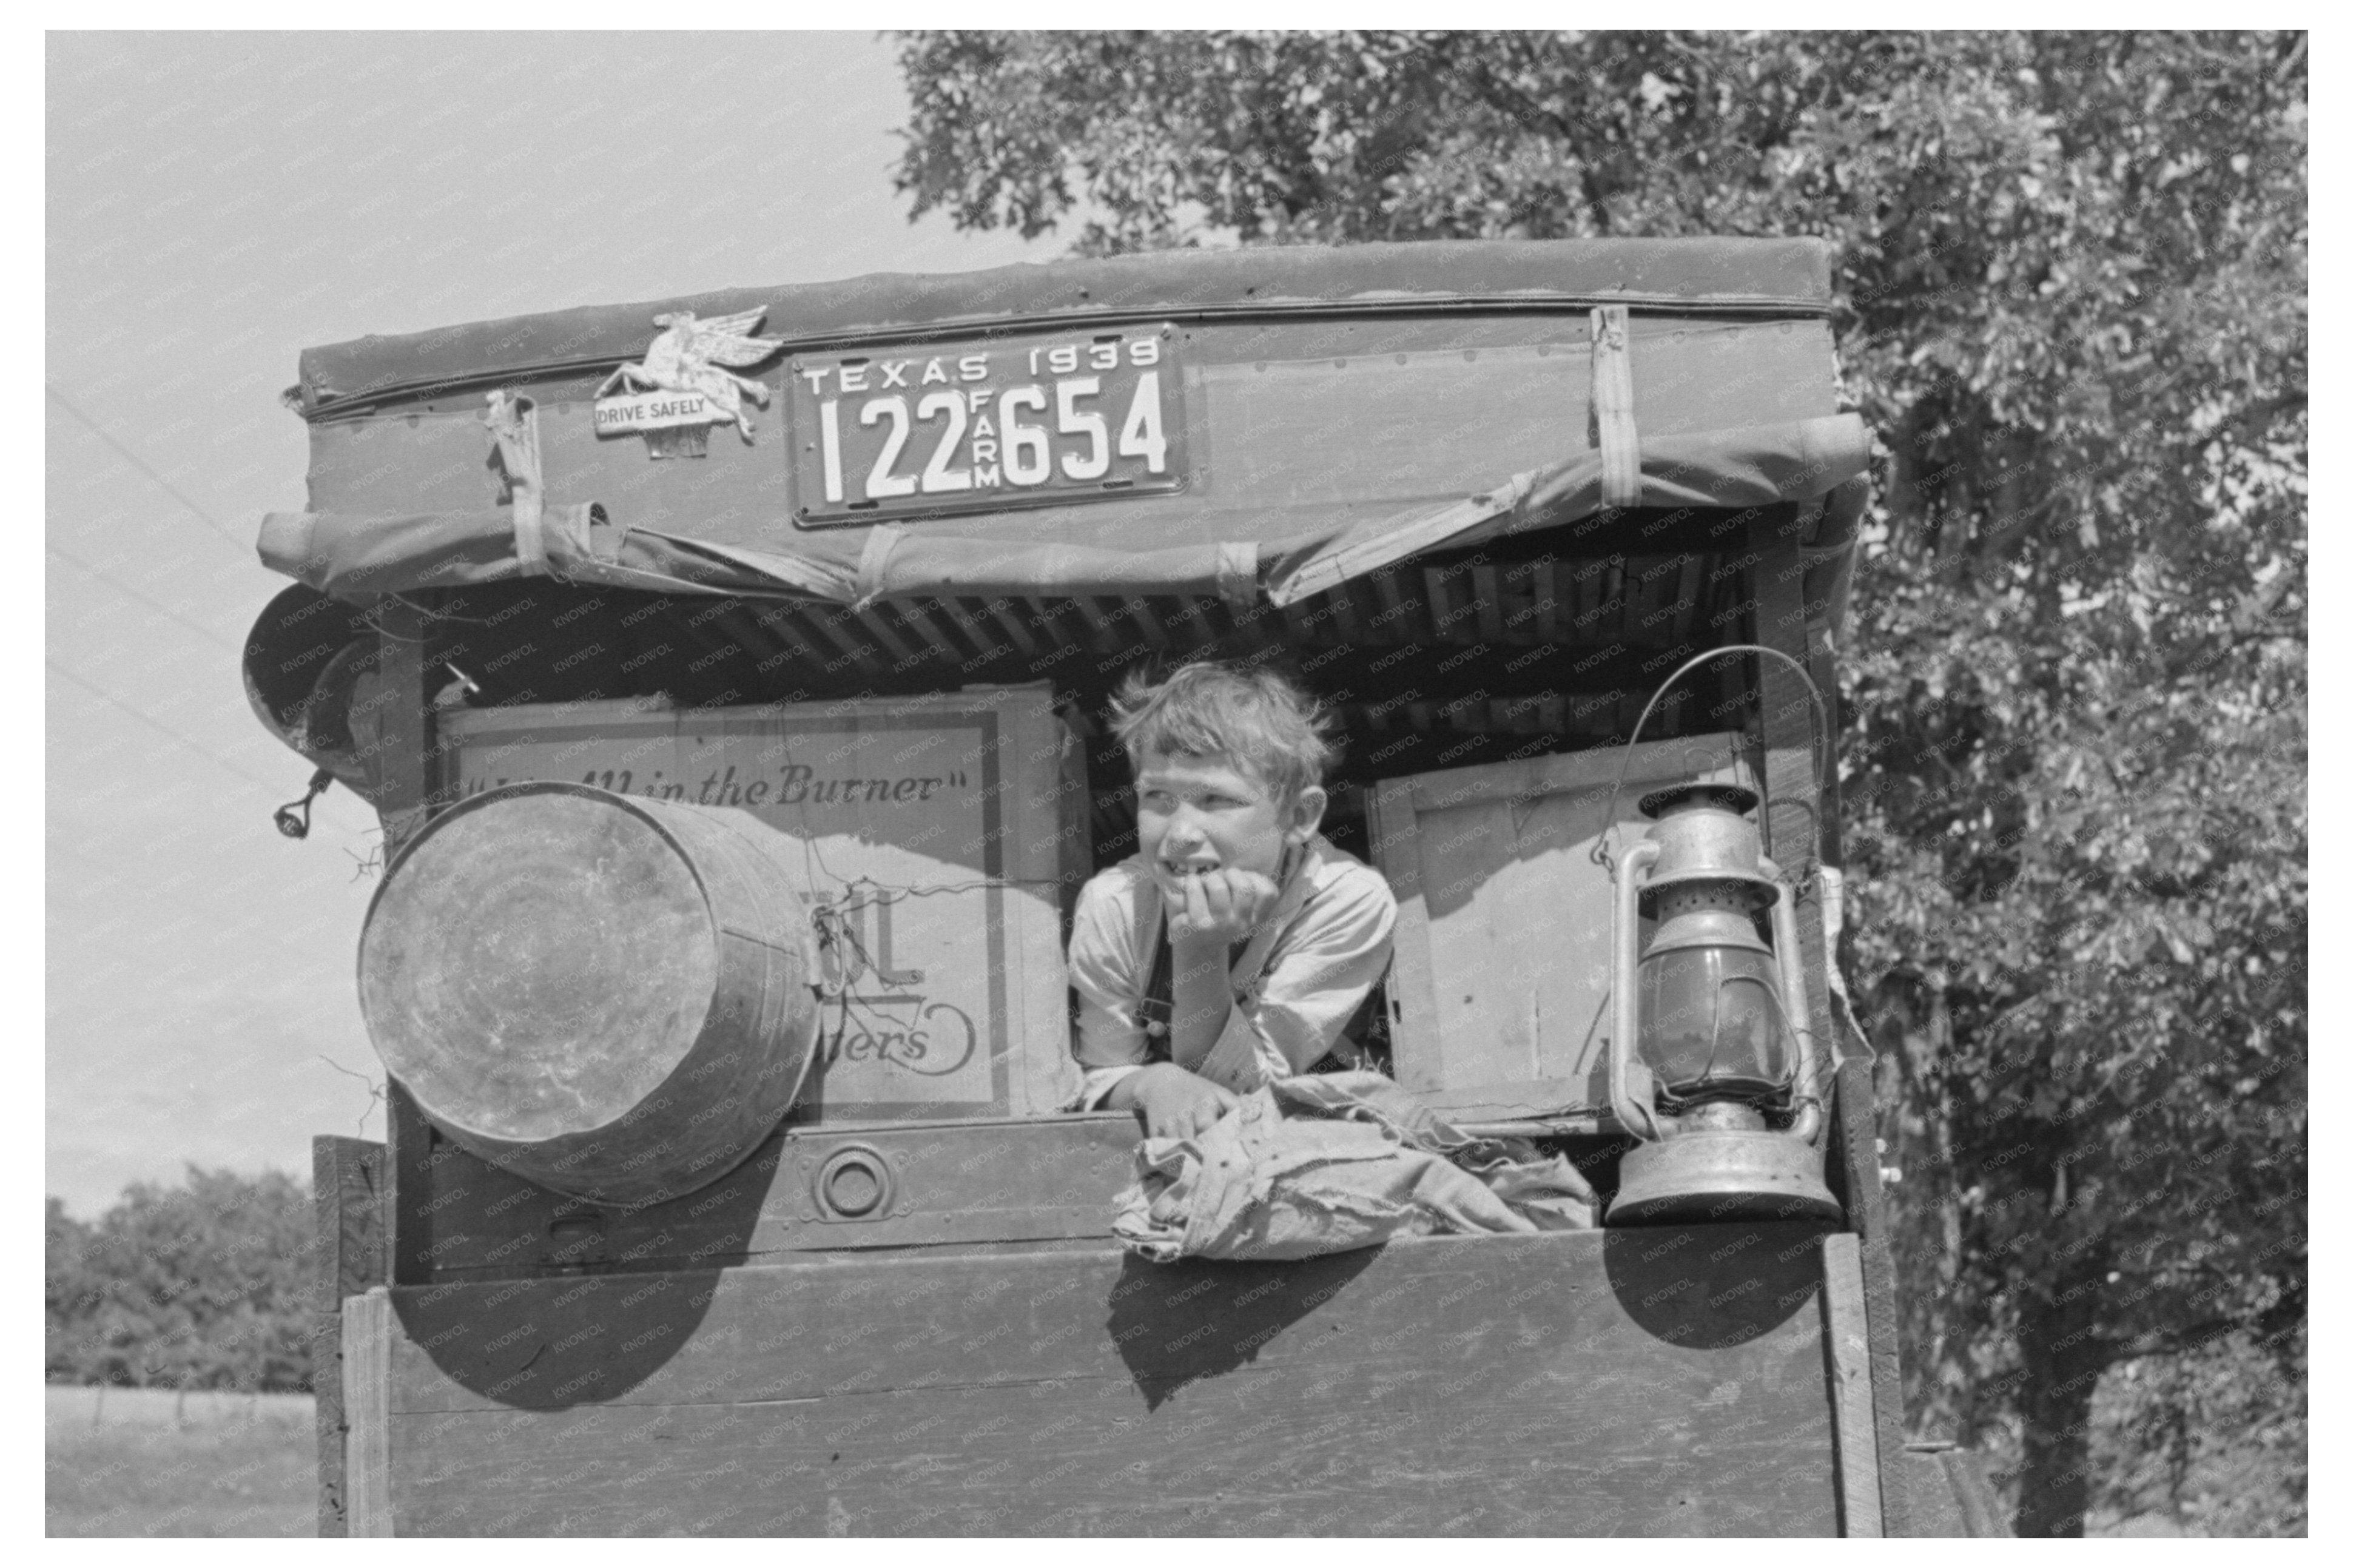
[1590,306,1641,510]
[482,391,547,572]
[851,523,906,610]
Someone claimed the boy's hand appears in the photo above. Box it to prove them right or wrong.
[1125,1062,1240,1141]
[1162,867,1281,946]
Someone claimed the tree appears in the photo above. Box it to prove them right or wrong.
[46,1168,314,1394]
[894,30,2308,1536]
[46,1197,99,1382]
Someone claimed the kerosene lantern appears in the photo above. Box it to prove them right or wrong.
[1604,781,1841,1224]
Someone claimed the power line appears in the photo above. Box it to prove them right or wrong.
[47,540,246,654]
[44,381,254,551]
[44,657,290,793]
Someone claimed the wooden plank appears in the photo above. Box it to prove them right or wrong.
[380,1226,1842,1536]
[789,602,881,674]
[309,1140,382,1529]
[889,599,966,666]
[385,1080,436,1287]
[342,1287,394,1537]
[1325,580,1365,644]
[1414,1077,1612,1127]
[972,596,1042,661]
[1365,779,1443,1093]
[1748,508,1911,1533]
[1025,596,1082,653]
[382,1112,1139,1283]
[312,1311,348,1537]
[1822,1233,1884,1536]
[1471,564,1507,643]
[373,598,435,855]
[1393,727,1752,812]
[1068,594,1120,649]
[311,1136,385,1313]
[1367,565,1410,643]
[1122,596,1172,648]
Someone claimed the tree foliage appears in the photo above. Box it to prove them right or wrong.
[46,1169,314,1394]
[896,30,2307,1536]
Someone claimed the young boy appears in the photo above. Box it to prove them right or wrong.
[1067,661,1398,1140]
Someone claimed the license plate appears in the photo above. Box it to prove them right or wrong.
[786,324,1186,527]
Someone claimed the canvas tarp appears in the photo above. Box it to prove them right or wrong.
[256,410,1871,609]
[292,238,1836,415]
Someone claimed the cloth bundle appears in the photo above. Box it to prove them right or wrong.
[1111,1071,1597,1262]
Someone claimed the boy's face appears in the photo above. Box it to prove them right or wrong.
[1135,749,1326,896]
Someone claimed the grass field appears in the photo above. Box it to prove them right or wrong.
[45,1387,315,1538]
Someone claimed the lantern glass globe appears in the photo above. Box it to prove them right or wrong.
[1635,947,1793,1105]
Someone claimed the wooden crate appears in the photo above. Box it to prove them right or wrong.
[439,686,1088,1120]
[1367,732,1762,1124]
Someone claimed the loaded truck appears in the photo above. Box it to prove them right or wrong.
[243,237,2004,1536]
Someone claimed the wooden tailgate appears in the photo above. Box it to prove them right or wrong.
[353,1224,1859,1536]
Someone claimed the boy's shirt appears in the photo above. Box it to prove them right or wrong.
[1066,833,1398,1110]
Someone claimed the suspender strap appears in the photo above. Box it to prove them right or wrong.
[1139,923,1176,1065]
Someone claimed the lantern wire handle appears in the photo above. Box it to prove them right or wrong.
[1591,643,1831,881]
[275,767,335,841]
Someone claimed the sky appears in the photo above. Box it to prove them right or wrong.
[44,32,1056,1214]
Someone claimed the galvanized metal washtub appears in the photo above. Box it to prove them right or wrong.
[358,782,821,1208]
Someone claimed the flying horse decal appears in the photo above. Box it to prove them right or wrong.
[596,308,784,439]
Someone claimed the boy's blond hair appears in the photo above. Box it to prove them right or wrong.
[1108,661,1338,806]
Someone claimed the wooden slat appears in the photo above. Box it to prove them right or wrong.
[380,1227,1842,1536]
[1471,564,1507,643]
[670,596,749,682]
[1160,596,1221,649]
[385,1080,434,1286]
[1422,565,1466,644]
[849,605,920,667]
[383,1113,1139,1283]
[342,1287,394,1537]
[311,1137,379,1533]
[1748,508,1909,1533]
[711,604,796,685]
[1326,581,1366,644]
[790,602,886,675]
[313,1311,348,1538]
[1535,558,1569,646]
[1367,565,1410,644]
[1672,555,1706,646]
[1025,596,1082,653]
[1570,557,1615,640]
[1069,595,1120,648]
[746,604,821,670]
[373,599,435,854]
[889,600,967,666]
[1494,560,1541,645]
[1217,596,1285,657]
[311,1136,384,1313]
[1823,1233,1885,1536]
[974,596,1042,661]
[1122,596,1172,648]
[1366,780,1443,1094]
